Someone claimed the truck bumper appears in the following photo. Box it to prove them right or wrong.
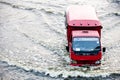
[70,60,101,66]
[70,52,102,66]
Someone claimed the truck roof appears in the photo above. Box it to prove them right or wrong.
[66,5,101,27]
[72,30,99,37]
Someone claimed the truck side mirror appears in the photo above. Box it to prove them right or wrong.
[66,26,68,29]
[102,47,106,52]
[66,43,72,52]
[66,46,69,52]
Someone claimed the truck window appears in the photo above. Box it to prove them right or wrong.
[72,37,100,55]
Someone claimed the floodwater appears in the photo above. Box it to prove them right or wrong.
[0,0,120,79]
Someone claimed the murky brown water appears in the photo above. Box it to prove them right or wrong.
[0,0,120,79]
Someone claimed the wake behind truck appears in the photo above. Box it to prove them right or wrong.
[65,5,106,66]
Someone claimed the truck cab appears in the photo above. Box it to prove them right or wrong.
[65,5,105,66]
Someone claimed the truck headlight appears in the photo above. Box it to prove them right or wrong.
[95,60,101,64]
[71,59,77,64]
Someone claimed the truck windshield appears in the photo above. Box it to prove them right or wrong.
[72,37,100,55]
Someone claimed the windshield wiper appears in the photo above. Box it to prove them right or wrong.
[94,46,101,51]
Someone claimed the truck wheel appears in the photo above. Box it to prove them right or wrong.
[66,46,69,52]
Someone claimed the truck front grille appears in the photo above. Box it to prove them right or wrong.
[74,51,97,56]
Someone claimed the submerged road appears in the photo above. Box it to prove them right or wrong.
[0,0,120,79]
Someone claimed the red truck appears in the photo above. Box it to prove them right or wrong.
[65,5,106,66]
